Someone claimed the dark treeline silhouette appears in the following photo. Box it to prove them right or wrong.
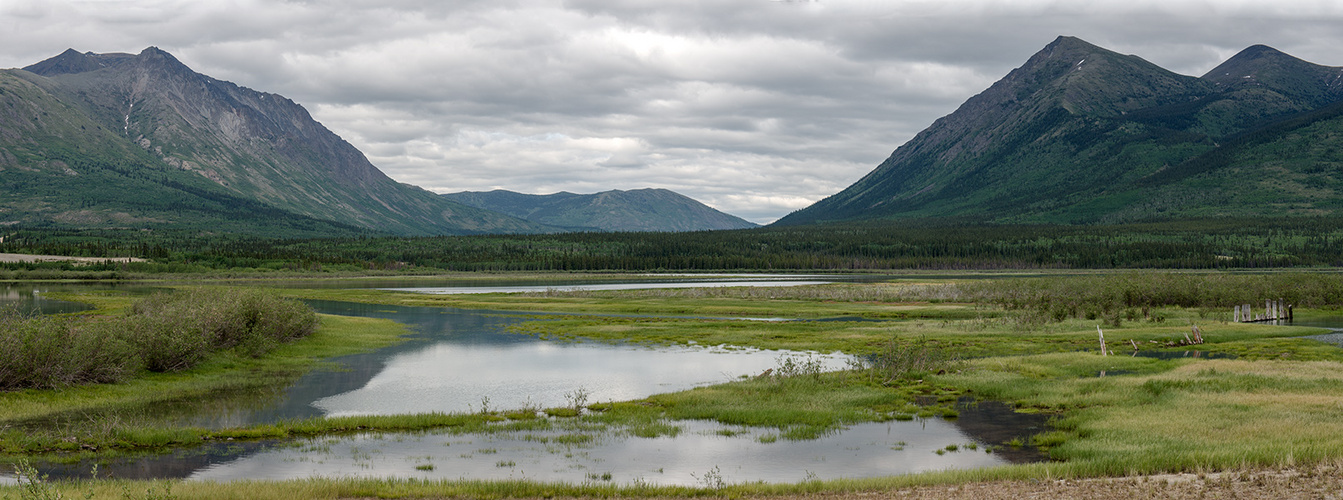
[2,217,1342,273]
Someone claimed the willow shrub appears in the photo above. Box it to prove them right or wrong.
[0,314,140,390]
[129,288,319,371]
[0,288,318,388]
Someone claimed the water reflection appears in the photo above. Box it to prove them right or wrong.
[2,295,1052,485]
[386,280,834,295]
[20,399,1048,484]
[292,300,851,418]
[15,301,851,430]
[0,284,94,315]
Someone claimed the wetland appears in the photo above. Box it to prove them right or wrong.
[4,272,1343,498]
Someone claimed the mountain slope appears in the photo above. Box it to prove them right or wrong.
[775,37,1343,226]
[2,48,547,235]
[0,68,368,235]
[442,188,758,232]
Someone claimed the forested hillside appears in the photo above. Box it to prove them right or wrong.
[776,37,1343,226]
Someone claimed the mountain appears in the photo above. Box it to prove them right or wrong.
[775,36,1343,226]
[1,48,548,236]
[442,188,758,232]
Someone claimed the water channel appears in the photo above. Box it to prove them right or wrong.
[0,283,99,315]
[3,278,1056,485]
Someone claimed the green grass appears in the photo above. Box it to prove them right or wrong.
[6,274,1343,497]
[939,354,1343,473]
[271,284,974,320]
[0,287,412,456]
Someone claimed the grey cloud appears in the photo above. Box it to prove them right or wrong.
[5,1,1343,224]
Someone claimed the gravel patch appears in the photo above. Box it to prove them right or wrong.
[1304,332,1343,348]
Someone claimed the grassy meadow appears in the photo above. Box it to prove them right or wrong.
[3,272,1343,498]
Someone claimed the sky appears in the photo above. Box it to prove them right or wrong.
[4,1,1343,224]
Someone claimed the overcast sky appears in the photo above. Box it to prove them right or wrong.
[4,1,1343,224]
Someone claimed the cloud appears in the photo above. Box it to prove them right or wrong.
[4,0,1343,224]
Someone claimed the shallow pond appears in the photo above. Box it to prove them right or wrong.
[9,300,852,430]
[23,399,1048,484]
[279,301,854,420]
[2,282,1051,485]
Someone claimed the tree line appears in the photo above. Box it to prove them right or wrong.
[2,217,1342,274]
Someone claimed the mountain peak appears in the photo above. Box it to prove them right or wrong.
[776,37,1343,227]
[132,46,193,75]
[443,189,757,232]
[1042,35,1102,54]
[1203,44,1308,82]
[1202,44,1343,106]
[23,48,102,76]
[23,48,148,76]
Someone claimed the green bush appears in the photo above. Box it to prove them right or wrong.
[130,288,319,370]
[0,288,318,388]
[0,314,139,390]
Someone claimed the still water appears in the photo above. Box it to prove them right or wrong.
[3,282,1049,485]
[279,300,853,420]
[27,400,1046,484]
[383,280,834,295]
[0,283,96,315]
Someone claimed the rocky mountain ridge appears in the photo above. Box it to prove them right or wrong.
[775,36,1343,226]
[3,47,545,235]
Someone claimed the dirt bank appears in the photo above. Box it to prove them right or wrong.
[0,253,145,264]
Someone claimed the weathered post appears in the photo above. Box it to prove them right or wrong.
[1234,305,1241,323]
[1097,325,1107,356]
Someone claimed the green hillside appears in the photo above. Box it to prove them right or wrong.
[443,188,758,232]
[1,48,549,236]
[0,70,369,237]
[775,37,1343,226]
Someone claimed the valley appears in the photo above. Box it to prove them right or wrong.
[6,33,1343,500]
[3,273,1343,499]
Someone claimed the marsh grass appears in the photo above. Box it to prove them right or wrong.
[7,276,1343,496]
[860,336,964,382]
[940,353,1343,473]
[612,359,953,439]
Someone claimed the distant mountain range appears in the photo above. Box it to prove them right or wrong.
[0,48,749,236]
[776,36,1343,226]
[443,189,758,232]
[10,40,1336,238]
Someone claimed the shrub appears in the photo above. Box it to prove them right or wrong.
[864,336,962,383]
[0,287,318,389]
[0,314,139,390]
[129,288,319,370]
